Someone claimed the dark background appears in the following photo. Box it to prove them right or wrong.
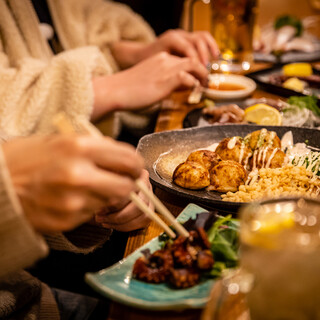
[115,0,185,35]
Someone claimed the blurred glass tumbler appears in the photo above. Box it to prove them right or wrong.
[309,0,320,10]
[240,198,320,320]
[210,0,258,73]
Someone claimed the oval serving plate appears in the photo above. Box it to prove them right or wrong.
[137,124,320,212]
[204,74,256,100]
[85,203,215,311]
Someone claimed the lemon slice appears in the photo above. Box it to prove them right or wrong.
[282,77,305,92]
[243,211,295,249]
[282,63,312,77]
[257,211,295,235]
[244,103,282,125]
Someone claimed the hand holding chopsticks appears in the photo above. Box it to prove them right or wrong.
[53,113,189,239]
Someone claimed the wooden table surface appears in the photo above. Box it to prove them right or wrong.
[107,62,318,320]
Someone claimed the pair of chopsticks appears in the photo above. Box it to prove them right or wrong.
[52,113,189,239]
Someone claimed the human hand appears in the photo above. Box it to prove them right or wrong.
[95,169,153,232]
[111,29,219,68]
[141,29,219,65]
[2,135,144,232]
[92,52,208,119]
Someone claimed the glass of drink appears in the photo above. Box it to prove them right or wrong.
[210,0,259,73]
[309,0,320,10]
[239,197,320,320]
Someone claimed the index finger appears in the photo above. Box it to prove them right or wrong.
[78,136,144,180]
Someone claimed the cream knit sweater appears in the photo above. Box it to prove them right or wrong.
[0,1,156,317]
[0,134,112,319]
[0,0,156,137]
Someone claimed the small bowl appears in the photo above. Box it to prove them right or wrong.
[205,74,256,100]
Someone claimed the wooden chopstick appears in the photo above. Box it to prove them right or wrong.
[129,192,176,238]
[135,179,189,237]
[53,113,189,238]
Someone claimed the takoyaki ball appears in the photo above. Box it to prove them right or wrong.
[245,129,281,151]
[215,137,252,166]
[173,161,210,190]
[251,147,285,169]
[186,150,221,171]
[208,160,247,193]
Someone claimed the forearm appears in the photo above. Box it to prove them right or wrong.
[91,75,122,121]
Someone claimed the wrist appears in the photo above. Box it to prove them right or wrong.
[91,76,123,121]
[110,41,150,68]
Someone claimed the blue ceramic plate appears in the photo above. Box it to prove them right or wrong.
[85,203,215,311]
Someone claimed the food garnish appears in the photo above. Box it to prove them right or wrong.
[244,103,282,125]
[282,77,306,92]
[274,15,303,37]
[283,63,313,77]
[286,96,320,116]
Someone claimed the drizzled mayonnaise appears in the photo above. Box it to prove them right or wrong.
[266,148,279,168]
[228,137,238,149]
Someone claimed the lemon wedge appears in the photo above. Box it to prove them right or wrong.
[283,77,305,92]
[243,211,295,249]
[244,103,282,125]
[283,63,312,77]
[256,211,295,235]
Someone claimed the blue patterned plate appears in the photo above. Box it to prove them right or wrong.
[85,203,215,310]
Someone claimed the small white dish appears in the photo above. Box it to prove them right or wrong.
[205,74,256,100]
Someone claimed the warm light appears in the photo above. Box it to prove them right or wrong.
[220,63,230,73]
[211,62,220,71]
[242,61,251,71]
[298,234,311,246]
[123,276,131,284]
[251,220,261,231]
[307,215,317,226]
[228,283,240,295]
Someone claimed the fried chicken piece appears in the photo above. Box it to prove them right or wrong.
[215,137,252,166]
[170,228,213,268]
[169,268,201,289]
[209,160,247,192]
[186,150,221,171]
[173,161,210,190]
[170,236,194,268]
[132,249,173,283]
[197,250,214,270]
[245,129,281,151]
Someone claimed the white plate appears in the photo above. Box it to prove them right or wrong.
[205,74,256,100]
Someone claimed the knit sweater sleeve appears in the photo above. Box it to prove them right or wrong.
[44,224,112,254]
[0,145,48,279]
[85,1,156,45]
[0,45,117,137]
[87,0,156,71]
[48,0,156,72]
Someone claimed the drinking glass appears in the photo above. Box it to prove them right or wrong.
[309,0,320,10]
[188,0,259,73]
[210,0,259,73]
[239,197,320,320]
